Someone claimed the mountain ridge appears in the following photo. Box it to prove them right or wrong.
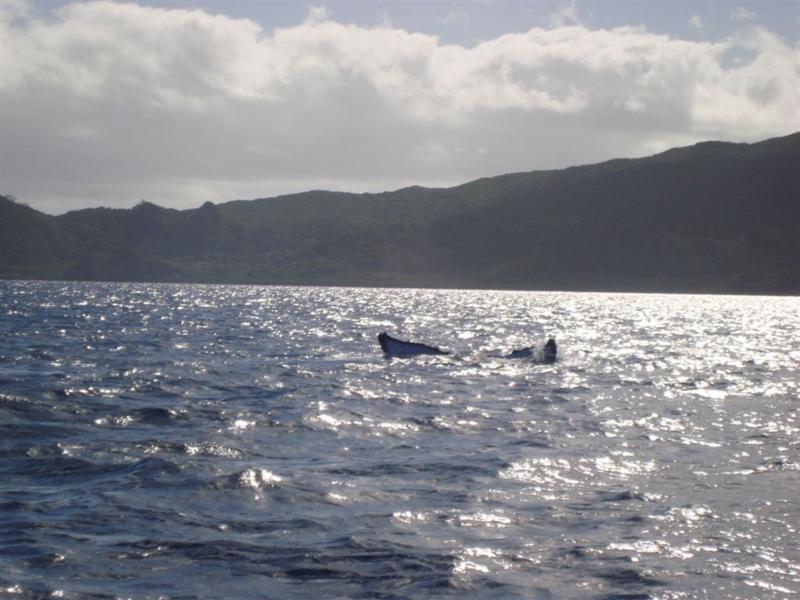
[2,132,798,294]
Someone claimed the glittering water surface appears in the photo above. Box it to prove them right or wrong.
[1,281,798,599]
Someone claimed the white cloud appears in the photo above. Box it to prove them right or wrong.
[305,5,329,24]
[731,7,758,22]
[550,2,579,27]
[688,14,704,29]
[443,10,469,26]
[1,1,798,213]
[0,0,32,24]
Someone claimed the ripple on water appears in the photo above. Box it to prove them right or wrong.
[1,282,798,599]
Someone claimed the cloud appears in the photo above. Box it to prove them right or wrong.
[688,14,704,29]
[1,1,798,213]
[443,10,470,26]
[731,7,758,22]
[305,5,329,24]
[0,0,31,23]
[550,2,579,27]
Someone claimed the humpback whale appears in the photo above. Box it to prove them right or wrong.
[378,331,556,362]
[506,337,557,363]
[378,332,450,357]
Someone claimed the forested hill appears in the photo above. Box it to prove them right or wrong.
[2,132,798,294]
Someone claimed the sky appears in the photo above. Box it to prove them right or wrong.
[1,0,798,214]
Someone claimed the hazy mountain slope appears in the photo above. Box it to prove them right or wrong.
[421,133,799,291]
[1,133,798,293]
[0,197,76,279]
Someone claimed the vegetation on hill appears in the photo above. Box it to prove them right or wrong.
[2,133,798,294]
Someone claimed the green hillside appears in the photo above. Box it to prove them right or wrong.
[2,133,798,293]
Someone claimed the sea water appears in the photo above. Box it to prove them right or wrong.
[1,281,798,599]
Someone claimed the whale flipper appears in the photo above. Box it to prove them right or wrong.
[378,332,449,357]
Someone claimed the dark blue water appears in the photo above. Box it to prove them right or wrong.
[1,281,798,599]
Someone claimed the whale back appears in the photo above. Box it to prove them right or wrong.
[506,338,557,363]
[378,332,449,357]
[505,347,535,359]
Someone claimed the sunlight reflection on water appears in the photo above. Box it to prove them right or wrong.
[1,282,798,599]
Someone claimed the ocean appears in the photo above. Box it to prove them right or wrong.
[1,280,798,599]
